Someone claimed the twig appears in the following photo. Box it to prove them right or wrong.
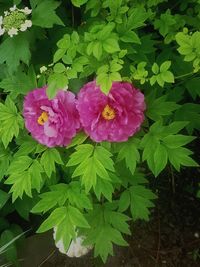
[170,165,175,194]
[72,5,75,27]
[175,71,195,80]
[155,210,161,266]
[38,249,56,267]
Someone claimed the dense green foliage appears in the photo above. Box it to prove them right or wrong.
[0,0,199,264]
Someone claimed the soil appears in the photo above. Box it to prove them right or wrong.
[19,163,200,267]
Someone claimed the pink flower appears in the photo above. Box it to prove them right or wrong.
[23,87,80,147]
[77,81,145,142]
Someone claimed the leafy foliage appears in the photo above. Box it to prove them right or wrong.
[0,0,199,264]
[67,144,115,193]
[82,203,130,263]
[0,97,23,148]
[0,34,31,73]
[141,121,198,175]
[31,0,64,28]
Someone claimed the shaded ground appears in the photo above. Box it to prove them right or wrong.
[19,164,200,267]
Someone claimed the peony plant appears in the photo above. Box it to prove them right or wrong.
[0,0,199,265]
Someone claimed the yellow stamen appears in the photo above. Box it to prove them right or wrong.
[37,111,49,125]
[102,105,115,120]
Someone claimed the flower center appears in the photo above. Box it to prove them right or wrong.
[37,111,49,125]
[3,10,26,31]
[102,105,115,120]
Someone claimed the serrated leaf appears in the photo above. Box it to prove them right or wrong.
[0,189,9,210]
[5,171,32,202]
[94,179,114,202]
[29,160,44,192]
[40,148,63,177]
[0,97,23,148]
[68,205,90,228]
[0,34,31,73]
[167,147,198,171]
[130,185,157,221]
[37,207,67,233]
[147,95,179,121]
[118,190,130,212]
[7,156,32,174]
[31,0,64,28]
[68,145,114,193]
[84,205,129,263]
[117,139,140,174]
[153,144,168,177]
[67,132,88,149]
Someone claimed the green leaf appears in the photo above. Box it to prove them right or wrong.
[53,63,66,73]
[5,171,32,202]
[71,0,88,7]
[0,145,10,181]
[120,31,141,44]
[14,195,38,221]
[0,190,9,210]
[92,41,103,60]
[147,95,179,121]
[162,135,195,149]
[66,144,94,167]
[94,179,114,202]
[0,34,31,73]
[0,97,23,148]
[0,230,18,264]
[47,73,68,99]
[130,185,157,221]
[118,190,130,212]
[152,63,159,74]
[141,121,197,175]
[96,73,112,94]
[103,38,120,53]
[160,61,171,72]
[37,205,89,251]
[167,147,198,171]
[67,132,88,149]
[40,148,63,177]
[116,138,140,174]
[31,0,64,28]
[37,207,67,233]
[127,7,148,30]
[154,10,176,37]
[153,144,168,177]
[4,157,43,202]
[29,160,44,192]
[104,210,131,235]
[175,103,200,134]
[53,48,67,63]
[68,205,90,228]
[67,145,114,192]
[32,182,92,214]
[161,70,174,83]
[7,156,33,174]
[0,68,37,98]
[83,205,129,263]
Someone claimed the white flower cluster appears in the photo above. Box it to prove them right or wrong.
[53,228,92,257]
[0,5,32,38]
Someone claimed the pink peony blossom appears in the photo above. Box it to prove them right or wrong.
[77,81,145,142]
[23,87,80,147]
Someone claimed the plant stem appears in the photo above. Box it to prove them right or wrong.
[175,71,194,79]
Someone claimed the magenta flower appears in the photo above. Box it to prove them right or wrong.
[77,81,145,142]
[23,87,80,147]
